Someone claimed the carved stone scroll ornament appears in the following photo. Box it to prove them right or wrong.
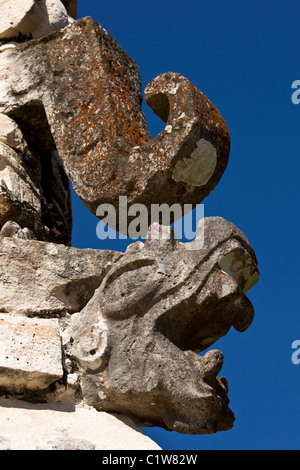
[65,218,259,434]
[0,16,229,233]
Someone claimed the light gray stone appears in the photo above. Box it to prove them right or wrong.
[0,0,74,41]
[0,113,26,151]
[0,314,63,392]
[0,236,122,317]
[0,398,161,450]
[0,141,43,236]
[0,0,34,40]
[41,437,96,450]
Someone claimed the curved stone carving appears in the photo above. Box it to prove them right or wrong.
[0,17,229,233]
[66,218,259,434]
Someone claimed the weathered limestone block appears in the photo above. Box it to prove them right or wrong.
[0,113,26,150]
[0,314,63,392]
[0,398,161,450]
[66,218,259,435]
[0,17,230,233]
[0,113,72,244]
[0,0,76,41]
[0,141,43,235]
[0,235,122,316]
[0,220,36,239]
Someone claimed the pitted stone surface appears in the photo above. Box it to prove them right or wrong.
[0,314,63,392]
[0,235,122,317]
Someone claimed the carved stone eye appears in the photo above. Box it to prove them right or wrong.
[100,258,160,319]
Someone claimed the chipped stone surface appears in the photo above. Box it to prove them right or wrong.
[0,235,122,316]
[219,247,259,294]
[0,0,34,40]
[0,220,36,239]
[66,218,259,435]
[0,113,26,151]
[0,0,74,41]
[0,398,161,450]
[0,141,43,237]
[0,18,230,233]
[172,138,217,186]
[0,114,72,245]
[0,314,63,392]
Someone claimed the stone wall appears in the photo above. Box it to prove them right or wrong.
[0,0,259,450]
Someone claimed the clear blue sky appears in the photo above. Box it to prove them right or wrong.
[70,0,300,450]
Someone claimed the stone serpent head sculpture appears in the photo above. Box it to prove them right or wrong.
[66,217,259,434]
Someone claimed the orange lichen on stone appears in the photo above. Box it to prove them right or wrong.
[1,17,230,229]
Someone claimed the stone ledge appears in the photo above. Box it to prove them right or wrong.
[0,398,161,450]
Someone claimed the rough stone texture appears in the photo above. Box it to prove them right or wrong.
[0,4,259,446]
[0,235,122,317]
[0,114,43,237]
[0,113,72,244]
[0,398,161,450]
[0,0,74,41]
[0,112,25,149]
[0,17,230,234]
[0,314,63,392]
[66,218,259,434]
[39,149,73,245]
[0,220,36,239]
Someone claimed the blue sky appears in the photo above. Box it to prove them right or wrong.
[71,0,300,450]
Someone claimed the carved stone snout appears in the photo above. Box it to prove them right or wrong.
[66,218,259,434]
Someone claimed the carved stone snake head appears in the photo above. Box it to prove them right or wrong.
[68,217,259,434]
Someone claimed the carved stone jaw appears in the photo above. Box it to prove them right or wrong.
[67,217,259,434]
